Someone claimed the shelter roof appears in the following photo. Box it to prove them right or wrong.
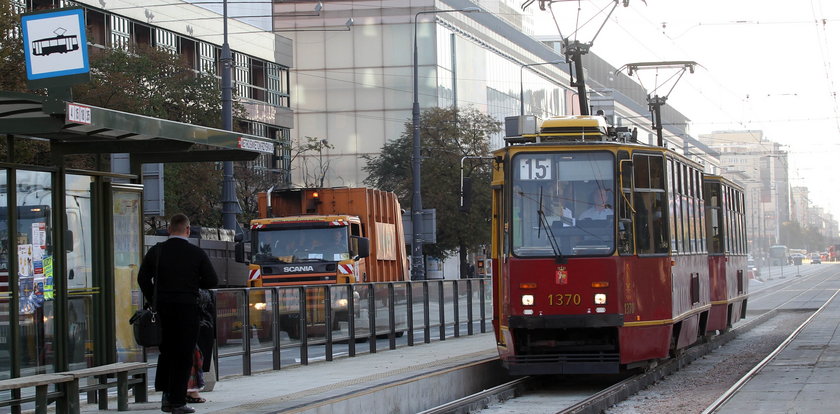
[0,91,274,163]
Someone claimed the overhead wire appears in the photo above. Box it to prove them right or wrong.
[809,0,840,135]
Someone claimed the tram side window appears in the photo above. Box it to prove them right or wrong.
[681,165,690,254]
[726,187,737,254]
[632,154,668,254]
[706,182,723,254]
[667,159,677,253]
[618,151,634,255]
[696,170,706,253]
[738,191,744,253]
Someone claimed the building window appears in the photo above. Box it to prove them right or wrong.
[110,15,130,50]
[235,53,250,99]
[155,28,177,55]
[199,42,217,75]
[267,62,289,107]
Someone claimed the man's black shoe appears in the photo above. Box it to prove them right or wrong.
[169,405,196,414]
[161,393,171,412]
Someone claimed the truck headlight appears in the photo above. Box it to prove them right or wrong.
[521,295,534,306]
[594,294,607,305]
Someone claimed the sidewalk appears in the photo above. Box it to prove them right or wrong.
[717,283,840,413]
[82,333,498,413]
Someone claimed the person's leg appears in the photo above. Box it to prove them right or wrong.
[168,304,200,408]
[159,302,200,409]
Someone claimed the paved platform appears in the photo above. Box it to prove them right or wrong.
[81,333,498,413]
[718,289,840,413]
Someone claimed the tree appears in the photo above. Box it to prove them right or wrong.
[0,0,26,92]
[0,1,55,165]
[73,45,225,126]
[364,106,500,278]
[291,136,335,188]
[0,5,269,229]
[235,160,279,226]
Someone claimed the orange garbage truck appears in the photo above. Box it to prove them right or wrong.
[237,187,408,338]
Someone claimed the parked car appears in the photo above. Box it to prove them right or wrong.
[790,253,806,265]
[747,258,760,278]
[810,254,822,264]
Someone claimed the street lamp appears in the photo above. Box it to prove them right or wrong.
[411,6,481,281]
[520,60,562,116]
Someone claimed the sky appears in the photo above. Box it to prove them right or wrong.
[531,0,840,219]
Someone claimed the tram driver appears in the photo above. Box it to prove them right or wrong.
[578,187,613,220]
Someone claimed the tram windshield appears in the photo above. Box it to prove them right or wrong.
[510,151,615,257]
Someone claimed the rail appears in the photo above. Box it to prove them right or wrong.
[206,278,491,378]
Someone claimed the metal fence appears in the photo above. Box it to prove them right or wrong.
[208,278,492,378]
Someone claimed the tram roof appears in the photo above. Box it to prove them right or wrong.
[703,174,745,191]
[0,91,274,163]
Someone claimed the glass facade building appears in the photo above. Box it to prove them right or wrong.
[276,0,712,188]
[277,0,576,187]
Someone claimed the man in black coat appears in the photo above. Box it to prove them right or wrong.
[138,214,218,414]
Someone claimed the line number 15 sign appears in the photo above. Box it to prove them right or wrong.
[519,157,552,180]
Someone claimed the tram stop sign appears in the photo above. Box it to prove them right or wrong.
[21,7,90,90]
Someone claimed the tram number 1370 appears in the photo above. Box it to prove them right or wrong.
[548,293,581,306]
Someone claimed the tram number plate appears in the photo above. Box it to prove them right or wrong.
[547,293,581,306]
[519,157,552,180]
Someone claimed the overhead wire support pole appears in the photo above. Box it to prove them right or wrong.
[617,61,698,147]
[531,0,634,116]
[563,40,592,115]
[221,0,238,231]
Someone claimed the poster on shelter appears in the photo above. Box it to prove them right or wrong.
[43,256,54,300]
[18,244,33,277]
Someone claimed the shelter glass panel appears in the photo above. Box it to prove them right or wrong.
[113,188,142,362]
[0,169,8,379]
[16,170,54,375]
[66,175,94,369]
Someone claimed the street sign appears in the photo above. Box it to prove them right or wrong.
[21,7,90,88]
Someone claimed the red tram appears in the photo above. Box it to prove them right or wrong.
[490,115,747,375]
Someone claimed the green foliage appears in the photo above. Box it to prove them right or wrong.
[0,0,26,92]
[0,0,51,165]
[364,106,500,266]
[73,45,225,127]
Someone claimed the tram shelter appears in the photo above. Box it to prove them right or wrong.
[0,90,273,380]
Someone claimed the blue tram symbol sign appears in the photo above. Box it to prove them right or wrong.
[21,8,89,86]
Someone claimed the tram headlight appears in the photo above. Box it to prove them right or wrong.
[521,294,534,306]
[253,302,267,311]
[594,293,607,305]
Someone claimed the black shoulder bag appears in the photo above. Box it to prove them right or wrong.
[130,244,163,347]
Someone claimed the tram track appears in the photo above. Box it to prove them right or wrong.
[700,288,840,414]
[428,266,840,414]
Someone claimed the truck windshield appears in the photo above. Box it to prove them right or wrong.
[253,226,350,262]
[511,151,615,257]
